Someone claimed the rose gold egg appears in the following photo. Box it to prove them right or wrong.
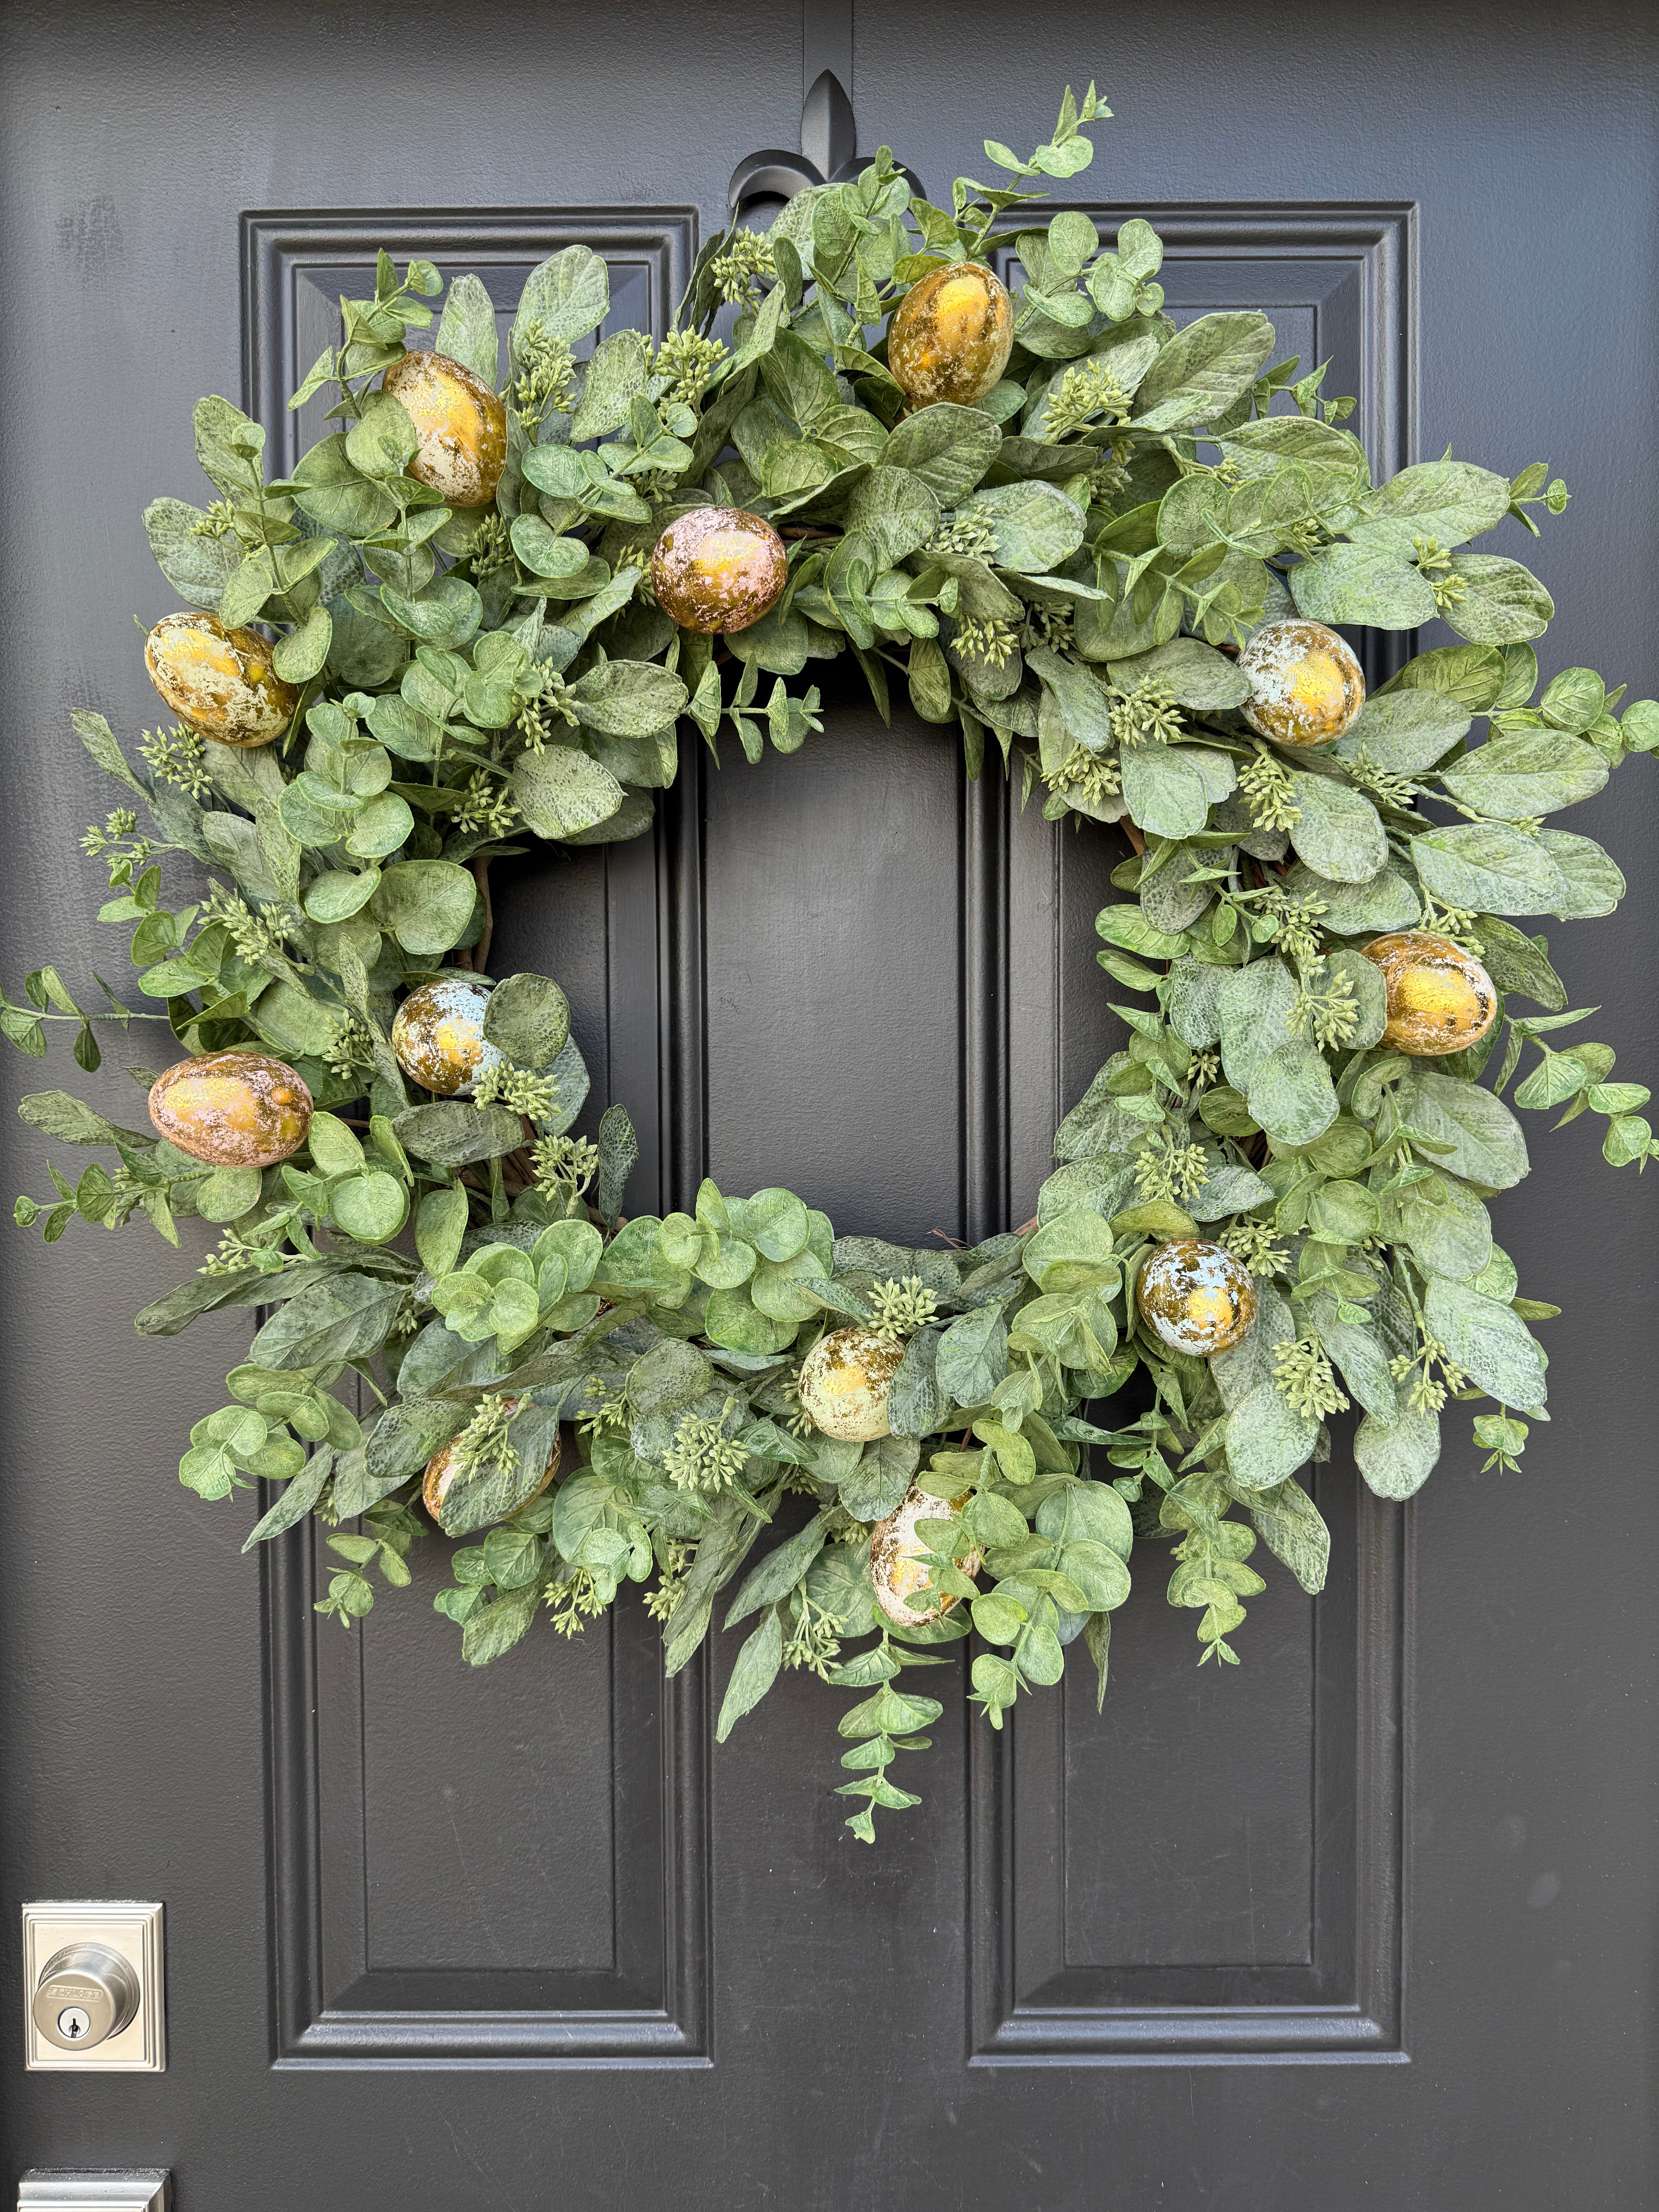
[650,506,787,634]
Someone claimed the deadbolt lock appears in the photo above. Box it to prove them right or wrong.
[32,1944,141,2051]
[21,1904,165,2071]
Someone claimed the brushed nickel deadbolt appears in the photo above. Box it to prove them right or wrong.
[32,1944,141,2051]
[21,1904,165,2071]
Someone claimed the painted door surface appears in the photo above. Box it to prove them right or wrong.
[2,3,1656,2204]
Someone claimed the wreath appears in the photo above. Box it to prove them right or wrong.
[14,87,1655,1842]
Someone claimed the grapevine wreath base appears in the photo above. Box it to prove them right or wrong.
[14,88,1656,1838]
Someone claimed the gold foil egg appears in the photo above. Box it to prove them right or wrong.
[144,612,296,748]
[888,261,1014,409]
[1136,1238,1259,1357]
[1360,931,1498,1057]
[381,349,507,508]
[1237,618,1365,747]
[148,1050,313,1168]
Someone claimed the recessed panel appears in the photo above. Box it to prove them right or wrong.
[251,211,704,2064]
[1062,1556,1316,1972]
[697,681,970,1244]
[356,1546,616,1976]
[974,208,1412,2063]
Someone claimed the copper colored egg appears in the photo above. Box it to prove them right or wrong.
[1360,931,1498,1057]
[391,977,503,1097]
[144,611,296,748]
[887,260,1014,409]
[424,1400,560,1525]
[649,507,787,634]
[1136,1239,1258,1357]
[797,1324,905,1442]
[1237,618,1365,747]
[869,1481,981,1627]
[381,349,507,508]
[148,1050,313,1168]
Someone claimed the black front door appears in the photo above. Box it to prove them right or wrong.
[3,3,1656,2205]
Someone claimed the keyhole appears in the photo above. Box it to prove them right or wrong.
[57,2006,91,2041]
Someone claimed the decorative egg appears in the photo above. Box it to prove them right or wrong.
[391,977,504,1097]
[1136,1238,1259,1357]
[1360,931,1498,1056]
[797,1324,905,1442]
[148,1050,313,1168]
[1237,618,1365,746]
[423,1400,560,1525]
[144,612,296,747]
[869,1482,981,1628]
[887,260,1014,409]
[381,349,507,508]
[649,507,787,634]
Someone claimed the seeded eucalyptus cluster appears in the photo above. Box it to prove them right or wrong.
[10,87,1656,1841]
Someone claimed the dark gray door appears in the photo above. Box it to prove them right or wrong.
[3,3,1656,2204]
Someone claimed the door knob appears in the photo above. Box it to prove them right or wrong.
[31,1944,141,2051]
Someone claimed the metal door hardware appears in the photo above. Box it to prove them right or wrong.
[21,1905,165,2072]
[17,2175,170,2212]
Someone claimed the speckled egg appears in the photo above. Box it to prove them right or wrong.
[1136,1239,1258,1357]
[649,507,787,634]
[1360,931,1498,1056]
[423,1400,560,1525]
[391,977,504,1097]
[887,261,1014,409]
[869,1482,982,1628]
[797,1324,905,1442]
[1237,618,1365,746]
[148,1050,313,1168]
[381,349,507,508]
[144,612,296,747]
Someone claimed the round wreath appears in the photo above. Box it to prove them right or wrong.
[15,88,1655,1841]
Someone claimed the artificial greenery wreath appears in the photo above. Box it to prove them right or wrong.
[14,87,1656,1840]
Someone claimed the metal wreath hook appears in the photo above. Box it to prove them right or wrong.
[727,67,925,219]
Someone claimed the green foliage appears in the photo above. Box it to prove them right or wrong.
[7,84,1649,1844]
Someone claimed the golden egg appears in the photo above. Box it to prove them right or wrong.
[1360,931,1498,1056]
[869,1482,981,1628]
[1237,618,1365,746]
[649,507,787,634]
[1136,1238,1259,1357]
[381,349,507,508]
[144,611,296,748]
[888,260,1014,409]
[424,1400,560,1527]
[391,977,504,1098]
[797,1324,905,1442]
[148,1050,313,1168]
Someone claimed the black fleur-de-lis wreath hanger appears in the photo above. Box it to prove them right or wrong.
[728,67,925,216]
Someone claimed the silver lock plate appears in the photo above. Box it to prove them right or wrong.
[21,1905,165,2072]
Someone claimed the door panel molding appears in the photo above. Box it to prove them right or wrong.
[242,208,697,467]
[247,208,706,2068]
[993,201,1417,688]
